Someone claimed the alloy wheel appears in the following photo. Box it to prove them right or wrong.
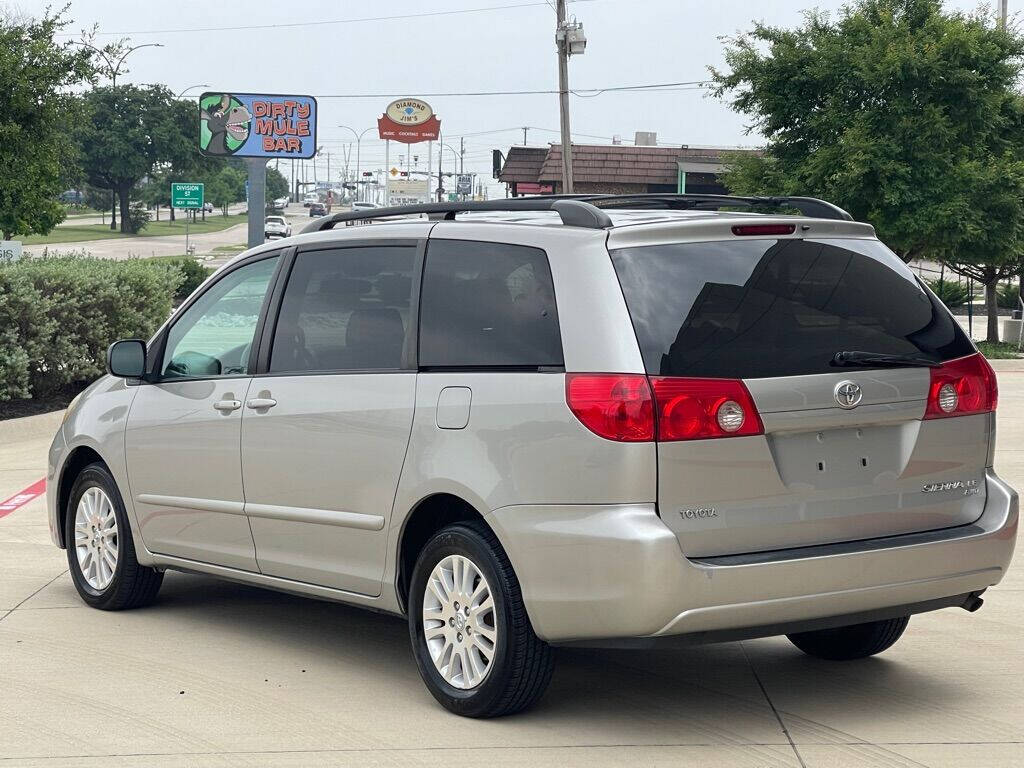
[74,487,118,591]
[422,554,498,690]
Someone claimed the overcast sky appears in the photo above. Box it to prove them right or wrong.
[8,0,1000,192]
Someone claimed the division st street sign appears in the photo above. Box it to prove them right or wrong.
[171,182,204,209]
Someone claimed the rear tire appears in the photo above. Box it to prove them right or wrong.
[408,520,554,717]
[65,463,163,611]
[787,616,909,660]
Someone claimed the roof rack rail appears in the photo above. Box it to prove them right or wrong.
[301,198,613,234]
[300,192,853,235]
[508,193,854,221]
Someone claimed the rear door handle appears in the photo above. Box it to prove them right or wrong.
[246,398,277,409]
[213,399,242,412]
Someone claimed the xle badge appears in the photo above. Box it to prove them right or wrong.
[680,508,718,520]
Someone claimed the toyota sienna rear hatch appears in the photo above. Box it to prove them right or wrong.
[610,233,996,558]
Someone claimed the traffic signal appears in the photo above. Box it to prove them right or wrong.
[362,172,373,177]
[400,171,409,177]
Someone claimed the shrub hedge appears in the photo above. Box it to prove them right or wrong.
[0,256,181,401]
[148,256,214,301]
[925,277,972,309]
[997,282,1021,310]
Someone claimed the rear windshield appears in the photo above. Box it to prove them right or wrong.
[610,238,973,378]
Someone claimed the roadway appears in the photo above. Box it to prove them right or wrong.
[34,203,319,261]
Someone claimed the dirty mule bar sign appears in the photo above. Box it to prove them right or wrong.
[199,92,318,159]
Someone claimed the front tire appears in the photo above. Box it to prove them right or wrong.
[787,616,909,660]
[408,521,554,717]
[65,463,163,611]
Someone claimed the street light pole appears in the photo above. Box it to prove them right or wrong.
[999,0,1008,26]
[176,83,209,98]
[73,39,163,230]
[338,126,375,202]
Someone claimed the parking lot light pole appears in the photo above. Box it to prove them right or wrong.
[338,126,375,201]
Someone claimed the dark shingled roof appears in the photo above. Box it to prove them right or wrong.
[498,146,549,184]
[539,145,683,185]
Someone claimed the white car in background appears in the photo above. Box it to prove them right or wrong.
[264,215,291,239]
[351,201,379,212]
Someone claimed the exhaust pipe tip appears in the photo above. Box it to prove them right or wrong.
[962,592,985,613]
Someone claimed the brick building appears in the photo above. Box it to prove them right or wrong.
[498,139,759,196]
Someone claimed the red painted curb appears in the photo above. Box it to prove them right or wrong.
[0,478,46,519]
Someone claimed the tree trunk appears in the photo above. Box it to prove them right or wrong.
[118,185,131,233]
[985,277,1000,344]
[110,191,117,231]
[154,204,160,222]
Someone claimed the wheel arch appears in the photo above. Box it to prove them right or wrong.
[395,492,496,612]
[56,445,108,548]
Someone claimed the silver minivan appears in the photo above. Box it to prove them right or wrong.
[48,195,1018,717]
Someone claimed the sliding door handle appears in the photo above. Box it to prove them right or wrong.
[213,399,242,412]
[246,397,277,409]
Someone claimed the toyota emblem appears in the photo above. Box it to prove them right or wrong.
[834,380,863,409]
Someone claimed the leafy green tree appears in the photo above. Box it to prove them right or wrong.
[205,166,246,215]
[0,8,94,240]
[75,84,195,233]
[266,167,289,203]
[712,0,1024,341]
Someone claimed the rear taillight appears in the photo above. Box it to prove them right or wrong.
[566,374,763,442]
[924,353,997,419]
[650,377,764,441]
[565,374,654,442]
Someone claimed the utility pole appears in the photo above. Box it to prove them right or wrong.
[999,0,1008,27]
[437,133,445,202]
[554,1,585,193]
[522,126,528,145]
[460,137,465,176]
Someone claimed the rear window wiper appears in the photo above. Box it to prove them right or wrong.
[832,350,940,368]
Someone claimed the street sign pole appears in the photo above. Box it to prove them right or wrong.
[246,158,265,248]
[170,182,204,256]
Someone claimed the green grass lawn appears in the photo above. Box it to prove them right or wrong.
[22,214,248,245]
[976,340,1022,359]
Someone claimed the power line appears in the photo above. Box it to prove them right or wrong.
[70,0,598,36]
[311,81,710,99]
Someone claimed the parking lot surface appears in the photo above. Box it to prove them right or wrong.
[1,363,1022,768]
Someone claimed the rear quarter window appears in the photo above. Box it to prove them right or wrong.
[610,238,974,378]
[419,239,563,369]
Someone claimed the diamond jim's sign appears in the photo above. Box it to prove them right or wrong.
[378,98,441,144]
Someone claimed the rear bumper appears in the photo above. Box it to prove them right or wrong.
[486,469,1017,644]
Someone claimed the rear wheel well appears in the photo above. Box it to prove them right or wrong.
[397,494,487,611]
[57,447,106,548]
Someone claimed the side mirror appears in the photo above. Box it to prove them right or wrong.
[107,339,147,378]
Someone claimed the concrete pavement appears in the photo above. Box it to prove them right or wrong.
[0,363,1021,767]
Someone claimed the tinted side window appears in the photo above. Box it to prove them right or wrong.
[419,240,562,368]
[162,255,279,379]
[269,246,415,373]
